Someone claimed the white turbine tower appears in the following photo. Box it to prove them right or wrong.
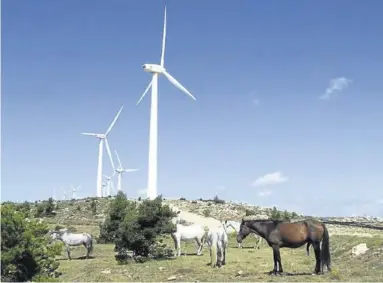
[82,106,123,197]
[137,6,196,200]
[114,150,139,193]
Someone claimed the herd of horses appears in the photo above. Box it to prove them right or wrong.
[49,213,332,276]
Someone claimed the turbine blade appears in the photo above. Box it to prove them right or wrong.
[114,150,123,168]
[104,138,115,170]
[136,80,152,106]
[124,168,139,172]
[163,71,196,100]
[81,132,98,136]
[105,105,124,135]
[160,6,167,67]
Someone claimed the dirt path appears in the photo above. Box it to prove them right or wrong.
[167,203,222,229]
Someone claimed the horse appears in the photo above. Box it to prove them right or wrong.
[50,229,94,260]
[171,212,206,257]
[225,220,263,248]
[206,221,229,268]
[237,217,331,275]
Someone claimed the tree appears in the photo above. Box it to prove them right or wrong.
[98,191,130,243]
[90,199,97,215]
[282,210,291,221]
[1,204,62,282]
[270,206,282,220]
[115,195,176,260]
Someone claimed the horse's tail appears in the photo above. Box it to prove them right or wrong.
[320,224,331,271]
[88,234,94,254]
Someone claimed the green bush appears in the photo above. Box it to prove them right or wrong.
[270,206,282,220]
[203,209,211,217]
[98,191,129,244]
[1,204,62,282]
[245,209,257,216]
[114,195,176,261]
[90,200,97,215]
[34,198,56,218]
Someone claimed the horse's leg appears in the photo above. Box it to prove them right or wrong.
[172,235,178,257]
[312,242,321,274]
[275,246,283,274]
[195,237,202,255]
[177,238,181,257]
[222,242,227,266]
[83,242,90,259]
[66,245,71,260]
[270,246,278,275]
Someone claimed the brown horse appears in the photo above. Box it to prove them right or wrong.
[237,217,331,275]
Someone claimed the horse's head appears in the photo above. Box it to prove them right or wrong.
[221,220,229,234]
[236,219,251,243]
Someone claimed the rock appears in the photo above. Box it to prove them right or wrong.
[236,271,243,276]
[101,269,111,274]
[167,275,177,281]
[351,243,369,256]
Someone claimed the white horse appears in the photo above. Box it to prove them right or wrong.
[50,229,94,260]
[206,221,228,268]
[225,220,263,249]
[171,212,206,257]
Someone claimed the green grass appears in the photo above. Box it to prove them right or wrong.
[55,232,383,282]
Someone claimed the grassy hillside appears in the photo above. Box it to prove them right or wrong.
[12,197,383,282]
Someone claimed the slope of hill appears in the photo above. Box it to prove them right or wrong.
[10,196,383,282]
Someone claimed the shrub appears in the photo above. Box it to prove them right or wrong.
[34,198,56,218]
[179,197,186,201]
[282,210,291,221]
[270,206,282,220]
[203,209,211,217]
[1,204,62,282]
[90,200,97,215]
[245,209,257,216]
[291,211,299,218]
[115,195,176,261]
[98,191,130,244]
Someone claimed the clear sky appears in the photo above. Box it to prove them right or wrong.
[2,0,383,217]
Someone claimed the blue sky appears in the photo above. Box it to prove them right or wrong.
[2,0,383,217]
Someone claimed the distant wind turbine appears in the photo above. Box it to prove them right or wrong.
[82,106,124,197]
[136,6,196,200]
[114,150,139,193]
[103,172,116,196]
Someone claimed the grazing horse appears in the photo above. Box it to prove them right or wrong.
[50,229,94,260]
[237,217,331,275]
[225,220,263,248]
[171,213,206,257]
[206,221,229,268]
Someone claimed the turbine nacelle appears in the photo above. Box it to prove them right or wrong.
[142,64,165,74]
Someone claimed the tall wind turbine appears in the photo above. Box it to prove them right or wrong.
[114,150,139,193]
[82,106,123,197]
[136,6,196,200]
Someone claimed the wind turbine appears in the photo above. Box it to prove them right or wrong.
[71,185,80,199]
[103,172,116,196]
[114,150,139,193]
[82,106,124,197]
[137,6,196,200]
